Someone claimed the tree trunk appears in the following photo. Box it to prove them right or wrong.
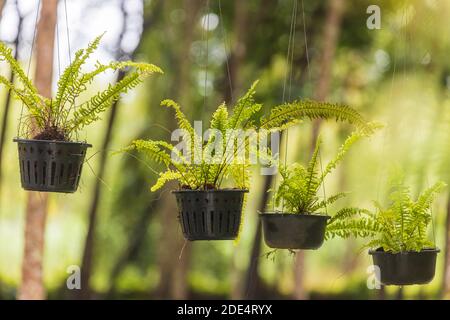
[441,193,450,298]
[0,0,5,17]
[310,0,346,149]
[243,176,272,299]
[17,0,57,300]
[77,70,126,299]
[155,0,202,299]
[0,7,22,190]
[223,0,248,103]
[76,0,165,299]
[293,0,345,300]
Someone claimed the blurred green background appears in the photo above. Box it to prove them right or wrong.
[0,0,450,300]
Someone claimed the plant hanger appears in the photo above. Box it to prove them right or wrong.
[259,0,379,251]
[0,0,162,193]
[260,0,331,251]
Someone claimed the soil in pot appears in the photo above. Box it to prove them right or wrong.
[259,213,330,250]
[173,189,248,241]
[369,248,439,286]
[14,138,91,193]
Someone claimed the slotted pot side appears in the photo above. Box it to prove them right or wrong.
[173,189,248,241]
[14,138,91,193]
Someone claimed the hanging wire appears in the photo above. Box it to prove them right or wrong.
[274,0,298,212]
[202,0,210,115]
[56,16,61,78]
[300,0,311,80]
[63,0,72,64]
[62,0,77,141]
[218,0,233,101]
[17,0,41,137]
[280,0,298,212]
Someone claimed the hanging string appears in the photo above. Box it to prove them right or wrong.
[202,0,210,115]
[62,0,77,141]
[281,0,298,213]
[56,18,61,78]
[63,0,72,64]
[17,0,41,137]
[300,0,311,80]
[275,0,297,212]
[218,0,233,101]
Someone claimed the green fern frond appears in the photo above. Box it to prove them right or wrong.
[228,80,261,129]
[69,67,152,131]
[310,192,349,212]
[320,130,364,183]
[54,34,104,111]
[151,170,182,192]
[0,42,40,101]
[260,100,371,132]
[210,103,229,133]
[122,139,172,166]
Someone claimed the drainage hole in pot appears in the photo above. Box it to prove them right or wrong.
[74,163,83,187]
[210,211,215,233]
[67,163,73,181]
[50,161,56,186]
[201,211,206,232]
[219,211,223,233]
[230,213,235,231]
[192,212,198,233]
[21,160,25,181]
[59,164,65,184]
[33,161,38,184]
[47,149,53,155]
[185,212,192,233]
[195,198,199,202]
[42,162,47,185]
[26,160,31,183]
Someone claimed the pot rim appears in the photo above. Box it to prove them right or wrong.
[13,138,92,148]
[172,188,249,194]
[368,247,440,255]
[259,212,330,219]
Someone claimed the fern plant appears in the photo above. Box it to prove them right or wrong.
[123,81,373,192]
[0,34,162,141]
[271,129,374,219]
[327,177,446,252]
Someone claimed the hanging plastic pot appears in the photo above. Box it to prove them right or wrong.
[369,248,439,286]
[259,213,330,250]
[173,189,248,241]
[13,138,91,193]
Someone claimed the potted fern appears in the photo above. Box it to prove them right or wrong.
[124,82,372,241]
[0,35,162,193]
[260,130,374,250]
[327,178,446,285]
[367,180,445,285]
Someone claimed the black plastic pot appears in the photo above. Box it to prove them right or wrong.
[369,248,439,286]
[259,213,330,250]
[173,189,248,241]
[14,138,91,193]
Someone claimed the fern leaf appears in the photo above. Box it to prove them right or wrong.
[150,170,182,192]
[260,100,371,132]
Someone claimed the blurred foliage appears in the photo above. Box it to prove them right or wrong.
[0,0,449,300]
